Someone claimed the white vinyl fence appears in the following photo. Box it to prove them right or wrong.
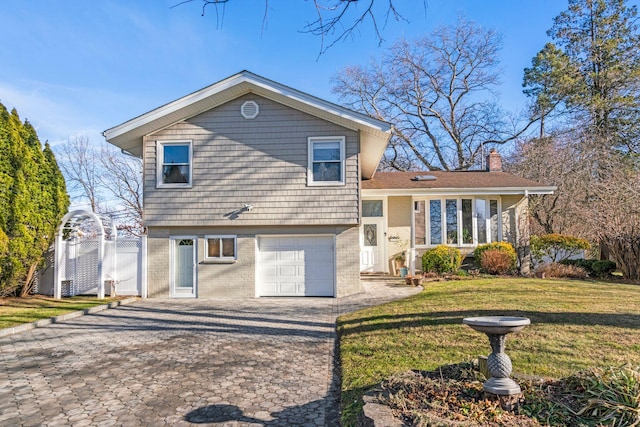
[36,238,143,297]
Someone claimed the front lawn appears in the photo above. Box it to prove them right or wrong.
[338,278,640,426]
[0,295,126,329]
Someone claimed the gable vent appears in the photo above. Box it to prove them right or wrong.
[241,101,259,119]
[412,175,437,181]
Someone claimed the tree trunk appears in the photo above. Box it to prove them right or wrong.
[20,262,39,297]
[605,236,640,282]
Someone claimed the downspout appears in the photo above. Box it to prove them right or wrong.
[410,198,416,275]
[141,233,148,298]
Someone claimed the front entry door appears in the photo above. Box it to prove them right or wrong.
[171,237,197,297]
[360,216,386,272]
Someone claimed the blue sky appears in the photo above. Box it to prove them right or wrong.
[0,1,595,147]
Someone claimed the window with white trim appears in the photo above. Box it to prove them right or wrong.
[157,140,192,188]
[416,197,501,247]
[308,136,345,186]
[205,235,237,261]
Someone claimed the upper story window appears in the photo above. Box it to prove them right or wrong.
[308,136,345,186]
[157,140,192,188]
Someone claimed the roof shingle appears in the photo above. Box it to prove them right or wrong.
[362,171,553,190]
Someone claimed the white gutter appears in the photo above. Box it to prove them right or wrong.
[362,187,556,197]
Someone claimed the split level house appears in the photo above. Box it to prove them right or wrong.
[103,71,555,299]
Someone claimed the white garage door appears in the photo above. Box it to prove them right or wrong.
[257,236,335,297]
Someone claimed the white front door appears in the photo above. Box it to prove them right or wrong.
[360,217,386,272]
[170,237,197,298]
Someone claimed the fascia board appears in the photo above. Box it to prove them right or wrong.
[104,71,392,143]
[362,187,556,197]
[244,73,392,133]
[103,74,250,141]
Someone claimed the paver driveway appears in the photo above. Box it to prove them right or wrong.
[0,280,420,426]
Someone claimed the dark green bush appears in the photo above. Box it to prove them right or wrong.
[422,245,462,274]
[591,260,617,277]
[560,258,595,270]
[560,259,616,278]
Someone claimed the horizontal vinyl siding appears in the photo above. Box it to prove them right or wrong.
[144,94,360,226]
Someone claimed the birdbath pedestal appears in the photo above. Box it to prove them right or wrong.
[463,316,530,395]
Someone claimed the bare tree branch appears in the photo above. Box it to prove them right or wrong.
[58,136,104,213]
[333,17,538,171]
[175,0,424,55]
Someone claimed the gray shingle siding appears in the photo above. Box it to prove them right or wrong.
[143,94,360,227]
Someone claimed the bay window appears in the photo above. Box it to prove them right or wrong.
[416,197,501,247]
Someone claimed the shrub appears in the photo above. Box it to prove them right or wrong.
[560,259,617,278]
[473,242,516,271]
[560,258,595,271]
[530,234,590,264]
[536,262,587,279]
[422,245,462,274]
[592,260,617,277]
[480,249,515,275]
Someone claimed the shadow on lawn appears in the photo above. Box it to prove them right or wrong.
[338,309,640,336]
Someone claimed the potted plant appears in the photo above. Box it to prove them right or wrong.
[394,253,408,277]
[404,275,423,286]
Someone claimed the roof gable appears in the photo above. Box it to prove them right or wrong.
[103,70,392,179]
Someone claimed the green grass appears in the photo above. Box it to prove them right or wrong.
[338,277,640,426]
[0,295,126,329]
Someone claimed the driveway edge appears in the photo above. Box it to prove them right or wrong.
[0,297,139,338]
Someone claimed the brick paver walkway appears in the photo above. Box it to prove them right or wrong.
[0,279,420,426]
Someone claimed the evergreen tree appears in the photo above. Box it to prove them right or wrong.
[0,102,69,295]
[516,0,640,280]
[523,0,640,151]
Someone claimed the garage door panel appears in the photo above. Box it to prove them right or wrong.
[261,281,278,294]
[311,251,333,262]
[279,250,299,261]
[279,282,303,295]
[260,251,278,262]
[278,265,298,277]
[258,236,335,297]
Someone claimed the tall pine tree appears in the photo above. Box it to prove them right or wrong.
[0,102,69,295]
[523,0,640,151]
[517,0,640,280]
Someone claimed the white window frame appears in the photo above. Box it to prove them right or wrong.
[205,235,237,261]
[415,197,502,248]
[307,136,346,186]
[156,140,193,188]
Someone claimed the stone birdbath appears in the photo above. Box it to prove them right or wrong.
[462,316,530,395]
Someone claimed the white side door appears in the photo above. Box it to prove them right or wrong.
[170,237,197,298]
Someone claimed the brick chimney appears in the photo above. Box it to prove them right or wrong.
[486,148,502,172]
